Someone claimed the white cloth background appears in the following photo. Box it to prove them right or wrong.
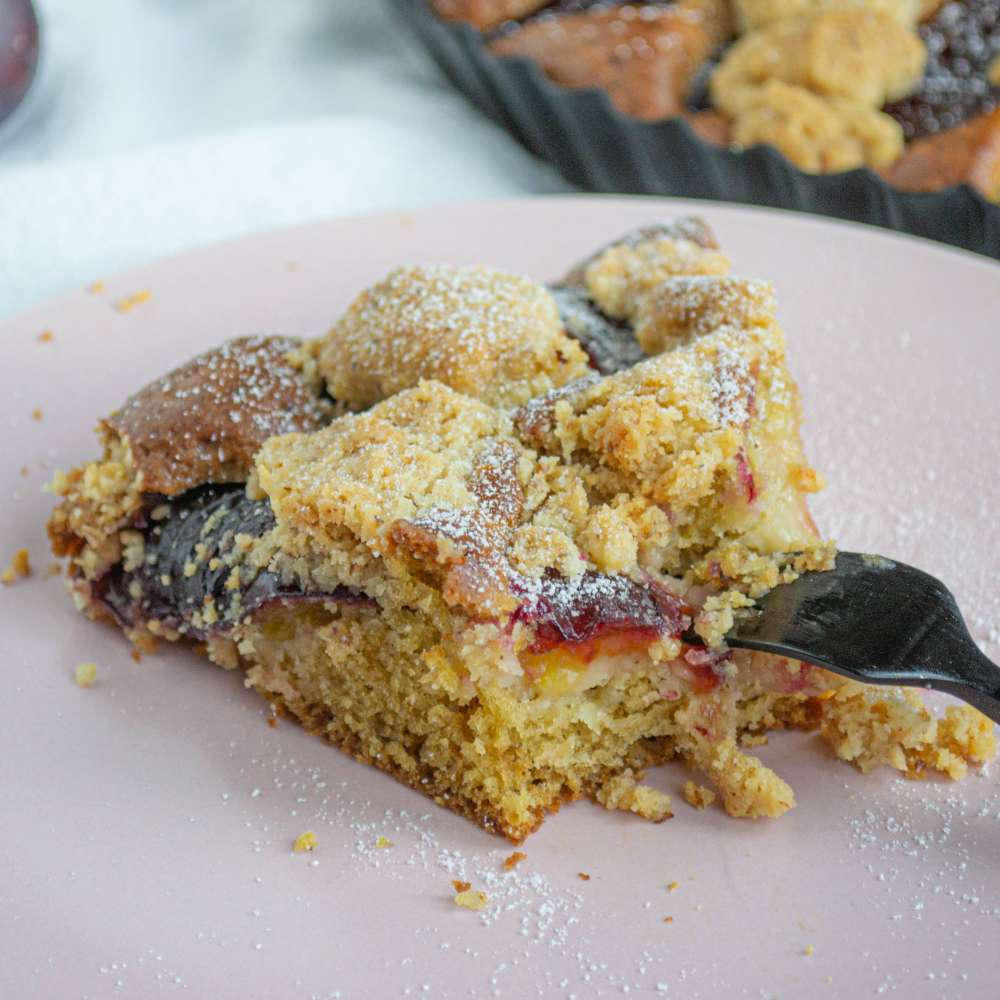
[0,0,566,319]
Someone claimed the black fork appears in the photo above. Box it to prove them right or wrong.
[686,552,1000,722]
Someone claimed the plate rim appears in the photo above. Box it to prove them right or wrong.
[5,193,999,329]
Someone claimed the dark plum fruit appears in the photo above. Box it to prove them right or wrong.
[93,486,369,640]
[0,0,39,125]
[512,571,692,653]
[548,285,646,375]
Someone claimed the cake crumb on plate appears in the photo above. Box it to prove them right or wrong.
[114,290,152,314]
[2,548,31,584]
[682,781,716,810]
[292,831,316,853]
[453,889,489,912]
[74,662,98,688]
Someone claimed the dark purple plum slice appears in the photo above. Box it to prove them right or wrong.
[548,285,646,375]
[512,570,692,653]
[94,486,367,640]
[0,0,38,124]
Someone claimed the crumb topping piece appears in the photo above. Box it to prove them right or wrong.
[561,218,723,289]
[633,275,776,355]
[114,289,153,314]
[317,265,589,409]
[594,769,674,822]
[712,7,926,171]
[820,682,997,778]
[453,888,490,911]
[733,0,923,33]
[74,662,98,687]
[583,228,730,321]
[107,336,331,496]
[682,780,717,810]
[1,548,31,584]
[292,831,317,853]
[390,440,526,616]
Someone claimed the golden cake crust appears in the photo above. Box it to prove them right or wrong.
[316,266,589,409]
[106,335,331,496]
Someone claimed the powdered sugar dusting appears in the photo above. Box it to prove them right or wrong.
[318,264,584,408]
[707,338,755,428]
[111,335,331,495]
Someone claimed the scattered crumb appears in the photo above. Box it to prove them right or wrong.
[451,879,471,894]
[663,916,674,924]
[30,408,43,422]
[114,289,152,314]
[375,836,394,849]
[130,649,143,663]
[739,732,769,748]
[37,330,54,343]
[292,831,317,853]
[87,280,106,294]
[453,889,489,912]
[667,881,679,892]
[266,716,278,729]
[1,548,31,584]
[74,662,98,688]
[804,944,815,957]
[595,770,673,821]
[682,781,716,810]
[48,562,61,576]
[577,872,591,882]
[503,851,527,871]
[19,466,29,477]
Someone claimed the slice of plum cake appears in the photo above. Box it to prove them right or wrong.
[48,219,995,841]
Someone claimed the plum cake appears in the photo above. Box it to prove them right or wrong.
[48,219,995,841]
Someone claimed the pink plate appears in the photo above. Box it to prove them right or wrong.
[2,197,999,1000]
